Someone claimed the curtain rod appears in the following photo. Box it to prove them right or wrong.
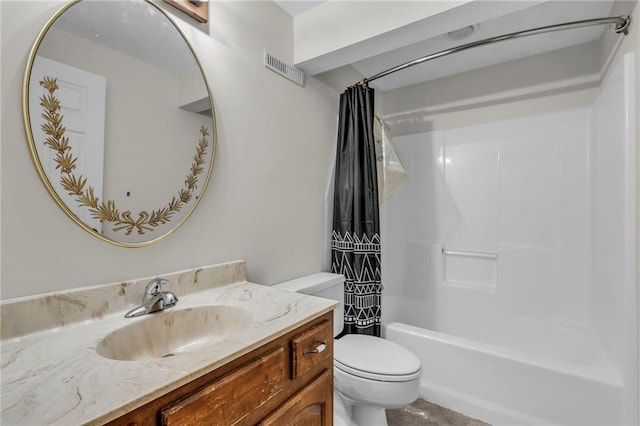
[360,15,631,85]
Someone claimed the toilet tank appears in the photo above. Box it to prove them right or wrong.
[274,273,344,337]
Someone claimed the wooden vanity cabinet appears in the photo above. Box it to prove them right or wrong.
[106,312,333,426]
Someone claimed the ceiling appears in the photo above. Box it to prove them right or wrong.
[275,1,631,91]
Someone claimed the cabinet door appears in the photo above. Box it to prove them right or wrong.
[259,370,332,426]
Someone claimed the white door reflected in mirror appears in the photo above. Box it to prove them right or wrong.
[30,56,106,233]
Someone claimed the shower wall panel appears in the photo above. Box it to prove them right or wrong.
[381,105,593,349]
[591,52,637,424]
[442,124,500,290]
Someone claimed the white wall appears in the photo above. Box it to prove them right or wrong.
[0,1,339,299]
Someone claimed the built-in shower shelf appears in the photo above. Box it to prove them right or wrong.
[442,247,498,291]
[442,248,498,259]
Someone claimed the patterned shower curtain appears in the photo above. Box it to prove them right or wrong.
[331,84,381,337]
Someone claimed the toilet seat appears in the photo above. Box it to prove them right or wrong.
[334,334,422,382]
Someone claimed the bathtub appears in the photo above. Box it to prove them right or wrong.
[385,322,625,425]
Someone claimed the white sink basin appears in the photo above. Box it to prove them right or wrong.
[96,305,251,361]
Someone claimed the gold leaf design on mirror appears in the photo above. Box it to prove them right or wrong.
[38,76,209,236]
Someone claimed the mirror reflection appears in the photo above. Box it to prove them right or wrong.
[25,0,215,246]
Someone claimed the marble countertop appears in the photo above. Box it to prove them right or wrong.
[1,261,337,425]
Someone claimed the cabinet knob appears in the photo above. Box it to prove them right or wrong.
[303,340,327,355]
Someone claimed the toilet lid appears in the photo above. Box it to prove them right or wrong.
[334,335,422,382]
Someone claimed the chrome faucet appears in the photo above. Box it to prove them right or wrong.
[124,278,179,318]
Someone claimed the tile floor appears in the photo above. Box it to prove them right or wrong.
[386,398,491,426]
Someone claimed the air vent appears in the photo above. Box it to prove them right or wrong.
[264,50,305,87]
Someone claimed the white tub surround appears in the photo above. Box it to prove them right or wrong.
[380,50,636,425]
[0,260,337,425]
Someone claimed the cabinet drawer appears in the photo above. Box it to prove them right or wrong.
[291,320,332,379]
[160,347,285,426]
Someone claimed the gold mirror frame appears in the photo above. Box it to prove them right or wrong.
[22,0,217,248]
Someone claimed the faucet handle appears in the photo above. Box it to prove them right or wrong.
[144,278,169,297]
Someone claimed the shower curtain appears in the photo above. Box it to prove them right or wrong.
[331,84,381,337]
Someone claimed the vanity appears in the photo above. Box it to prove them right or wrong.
[109,312,333,426]
[1,260,337,425]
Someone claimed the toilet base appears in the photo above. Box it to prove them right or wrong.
[334,392,352,426]
[352,404,388,426]
[336,391,388,426]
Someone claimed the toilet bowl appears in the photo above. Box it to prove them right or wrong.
[274,273,422,426]
[334,334,422,425]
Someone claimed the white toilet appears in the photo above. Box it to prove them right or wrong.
[275,273,422,426]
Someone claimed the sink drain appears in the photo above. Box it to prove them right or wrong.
[161,353,175,358]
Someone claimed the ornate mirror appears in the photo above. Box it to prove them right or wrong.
[23,0,216,247]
